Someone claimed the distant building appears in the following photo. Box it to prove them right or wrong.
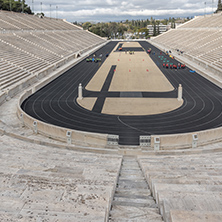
[147,24,164,36]
[147,23,169,36]
[147,22,183,36]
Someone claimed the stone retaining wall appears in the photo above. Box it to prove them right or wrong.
[184,53,222,87]
[151,128,222,150]
[0,91,6,106]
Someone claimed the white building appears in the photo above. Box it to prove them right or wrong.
[147,22,183,36]
[147,23,168,36]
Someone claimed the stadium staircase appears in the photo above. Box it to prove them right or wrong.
[109,156,163,221]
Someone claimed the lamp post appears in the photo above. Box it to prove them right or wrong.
[50,4,51,19]
[32,0,34,13]
[212,0,214,14]
[40,2,42,14]
[9,0,12,11]
[22,0,24,13]
[56,6,58,20]
[204,2,206,16]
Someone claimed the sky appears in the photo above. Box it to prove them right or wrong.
[25,0,218,23]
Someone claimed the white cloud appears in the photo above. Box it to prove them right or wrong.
[121,2,128,6]
[25,0,218,22]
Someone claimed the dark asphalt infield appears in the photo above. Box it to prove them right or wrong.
[115,42,144,52]
[21,41,222,146]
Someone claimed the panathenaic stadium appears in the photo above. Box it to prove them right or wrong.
[0,8,222,222]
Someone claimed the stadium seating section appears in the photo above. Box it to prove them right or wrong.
[0,10,105,91]
[0,134,122,221]
[151,13,222,70]
[139,151,222,222]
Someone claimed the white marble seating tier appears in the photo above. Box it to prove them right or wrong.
[138,153,222,222]
[0,134,122,222]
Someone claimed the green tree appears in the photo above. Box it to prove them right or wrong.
[0,0,32,14]
[163,19,168,25]
[156,20,160,35]
[90,25,100,36]
[0,0,3,8]
[78,16,188,38]
[82,22,92,30]
[138,27,149,38]
[109,22,118,38]
[117,24,127,36]
[171,17,176,29]
[153,21,157,36]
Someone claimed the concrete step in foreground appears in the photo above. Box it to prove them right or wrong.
[109,156,163,222]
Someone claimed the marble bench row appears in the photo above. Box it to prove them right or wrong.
[138,153,222,222]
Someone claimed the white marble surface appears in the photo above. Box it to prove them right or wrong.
[0,135,122,221]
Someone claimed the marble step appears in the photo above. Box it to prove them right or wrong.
[114,192,152,200]
[114,195,155,203]
[109,205,163,222]
[112,199,158,208]
[120,169,143,177]
[117,179,148,189]
[115,188,151,197]
[119,175,145,180]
